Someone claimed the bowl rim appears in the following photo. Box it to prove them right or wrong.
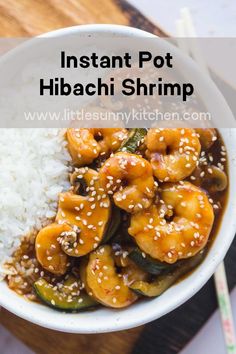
[0,24,236,334]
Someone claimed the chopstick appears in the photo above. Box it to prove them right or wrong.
[215,263,236,354]
[176,8,236,354]
[179,8,209,74]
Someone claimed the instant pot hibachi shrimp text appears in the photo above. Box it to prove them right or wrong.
[6,128,228,311]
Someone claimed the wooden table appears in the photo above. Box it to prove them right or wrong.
[1,1,235,354]
[0,0,166,37]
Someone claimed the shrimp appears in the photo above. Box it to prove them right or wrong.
[35,223,71,275]
[195,128,217,150]
[145,128,201,182]
[128,181,214,264]
[80,245,137,308]
[99,152,155,213]
[56,168,111,257]
[67,128,128,166]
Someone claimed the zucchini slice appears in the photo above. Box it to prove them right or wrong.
[81,245,137,308]
[130,250,205,297]
[129,248,172,275]
[118,128,147,153]
[34,276,97,312]
[102,206,121,244]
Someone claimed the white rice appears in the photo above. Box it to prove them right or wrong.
[0,129,71,274]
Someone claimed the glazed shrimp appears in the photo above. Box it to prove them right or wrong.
[35,223,71,275]
[99,152,155,213]
[67,128,128,166]
[145,128,201,182]
[129,181,214,264]
[56,168,111,257]
[81,245,137,308]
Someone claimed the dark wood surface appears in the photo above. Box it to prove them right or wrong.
[0,1,235,354]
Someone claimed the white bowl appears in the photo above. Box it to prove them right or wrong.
[0,24,236,333]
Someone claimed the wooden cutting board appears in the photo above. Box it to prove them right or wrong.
[0,0,166,37]
[0,1,165,354]
[0,307,143,354]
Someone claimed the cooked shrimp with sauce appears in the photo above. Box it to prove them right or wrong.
[145,128,201,182]
[129,182,214,263]
[67,127,128,166]
[99,152,155,213]
[5,127,228,310]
